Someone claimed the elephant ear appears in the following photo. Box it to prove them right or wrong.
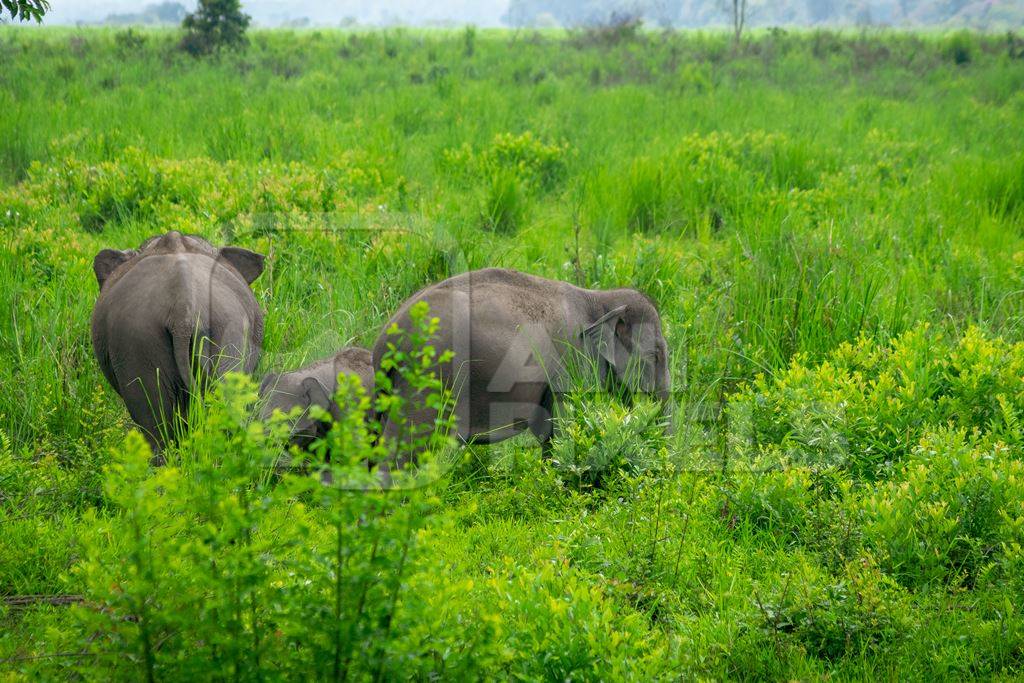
[93,249,134,289]
[582,305,628,381]
[301,376,343,423]
[258,373,278,398]
[219,247,265,285]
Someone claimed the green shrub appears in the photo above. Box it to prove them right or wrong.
[861,428,1024,589]
[72,306,459,679]
[442,131,570,192]
[757,554,912,661]
[945,31,975,65]
[14,148,400,231]
[729,325,1024,479]
[549,395,669,489]
[497,554,663,680]
[726,465,816,540]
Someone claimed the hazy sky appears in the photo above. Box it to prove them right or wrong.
[42,1,512,26]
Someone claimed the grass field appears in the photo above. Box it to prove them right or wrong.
[2,26,1024,679]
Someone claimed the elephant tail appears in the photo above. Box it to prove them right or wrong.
[171,328,196,392]
[170,312,212,394]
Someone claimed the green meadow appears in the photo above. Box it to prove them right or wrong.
[2,26,1024,679]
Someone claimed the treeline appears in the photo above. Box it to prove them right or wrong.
[504,0,1024,28]
[80,0,1024,30]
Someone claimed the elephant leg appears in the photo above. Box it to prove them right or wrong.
[539,438,553,460]
[118,371,185,464]
[529,386,555,457]
[379,401,439,469]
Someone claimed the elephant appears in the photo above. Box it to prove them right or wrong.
[259,347,375,450]
[91,231,265,459]
[371,267,671,461]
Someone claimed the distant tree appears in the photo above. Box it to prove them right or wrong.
[725,0,749,43]
[179,0,250,57]
[0,0,49,22]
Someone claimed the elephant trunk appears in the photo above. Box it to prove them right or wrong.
[656,358,673,434]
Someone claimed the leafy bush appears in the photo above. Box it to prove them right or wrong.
[945,31,975,65]
[442,131,570,192]
[728,325,1024,479]
[9,148,400,232]
[498,555,662,680]
[72,307,459,679]
[861,428,1024,588]
[757,554,912,661]
[567,13,643,49]
[726,465,816,540]
[549,395,669,489]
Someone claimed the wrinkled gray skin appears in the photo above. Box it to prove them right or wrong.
[259,347,374,450]
[91,231,265,460]
[372,268,671,459]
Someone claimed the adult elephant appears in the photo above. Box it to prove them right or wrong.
[91,231,265,459]
[372,268,671,459]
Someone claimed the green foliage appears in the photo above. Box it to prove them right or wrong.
[443,131,571,199]
[729,325,1024,478]
[862,428,1024,588]
[71,315,457,678]
[374,300,458,468]
[480,167,529,234]
[14,146,396,233]
[446,132,571,233]
[726,465,817,539]
[0,0,48,22]
[179,0,250,57]
[944,30,975,65]
[497,554,663,680]
[755,554,913,661]
[550,395,670,488]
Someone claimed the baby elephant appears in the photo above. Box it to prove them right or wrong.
[91,231,265,459]
[259,347,375,450]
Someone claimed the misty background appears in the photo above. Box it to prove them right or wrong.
[33,0,1024,29]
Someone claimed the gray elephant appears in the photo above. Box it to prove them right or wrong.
[259,347,375,450]
[91,231,265,458]
[371,268,671,459]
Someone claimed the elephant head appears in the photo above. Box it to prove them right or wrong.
[260,374,342,448]
[581,293,671,405]
[259,348,374,450]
